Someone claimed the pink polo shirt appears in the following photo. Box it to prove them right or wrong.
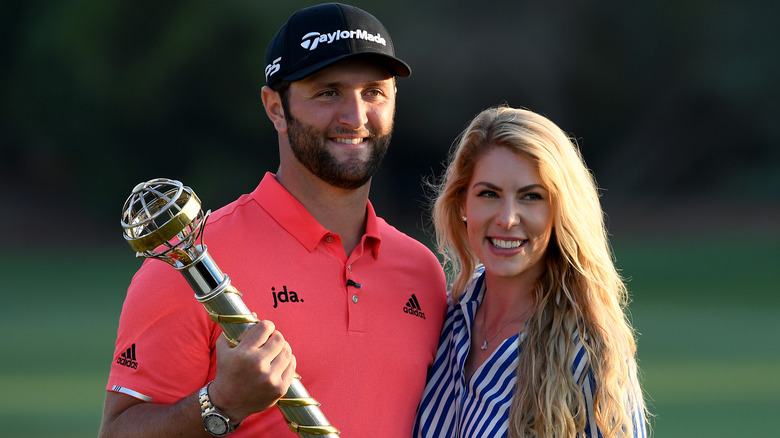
[107,172,447,437]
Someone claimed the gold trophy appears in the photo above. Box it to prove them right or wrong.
[121,178,339,437]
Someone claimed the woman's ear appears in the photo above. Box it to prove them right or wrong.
[261,86,287,133]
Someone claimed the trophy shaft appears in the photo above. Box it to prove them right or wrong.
[178,246,225,294]
[178,249,257,344]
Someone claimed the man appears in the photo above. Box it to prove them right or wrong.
[99,3,447,437]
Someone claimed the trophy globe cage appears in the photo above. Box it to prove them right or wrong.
[120,178,208,264]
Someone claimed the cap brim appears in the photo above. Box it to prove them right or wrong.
[281,52,411,83]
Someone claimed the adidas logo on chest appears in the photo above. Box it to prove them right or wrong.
[403,294,426,319]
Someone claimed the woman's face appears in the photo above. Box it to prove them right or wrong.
[462,146,554,284]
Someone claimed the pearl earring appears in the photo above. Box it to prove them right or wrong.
[461,216,467,222]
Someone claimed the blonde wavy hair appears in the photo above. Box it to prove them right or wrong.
[432,106,648,437]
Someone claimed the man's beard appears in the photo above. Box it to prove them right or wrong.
[287,112,392,190]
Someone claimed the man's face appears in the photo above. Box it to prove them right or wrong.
[284,58,396,189]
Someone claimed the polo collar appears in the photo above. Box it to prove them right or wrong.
[252,172,381,258]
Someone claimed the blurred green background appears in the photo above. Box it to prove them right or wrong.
[2,0,778,436]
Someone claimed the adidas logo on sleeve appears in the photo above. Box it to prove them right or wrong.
[403,294,426,319]
[116,343,138,369]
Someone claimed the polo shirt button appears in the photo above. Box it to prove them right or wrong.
[352,295,358,303]
[326,236,334,243]
[347,265,352,271]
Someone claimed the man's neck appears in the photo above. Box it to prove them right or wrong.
[275,168,371,256]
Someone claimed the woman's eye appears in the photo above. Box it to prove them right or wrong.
[521,192,543,201]
[477,190,499,198]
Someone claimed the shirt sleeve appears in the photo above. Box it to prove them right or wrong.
[106,258,219,403]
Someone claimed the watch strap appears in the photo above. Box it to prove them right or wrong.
[199,382,240,436]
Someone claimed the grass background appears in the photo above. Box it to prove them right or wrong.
[2,233,778,437]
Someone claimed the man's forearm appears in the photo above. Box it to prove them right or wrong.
[98,391,210,438]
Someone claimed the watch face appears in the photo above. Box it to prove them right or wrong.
[204,414,229,435]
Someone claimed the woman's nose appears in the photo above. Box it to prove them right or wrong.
[495,201,520,229]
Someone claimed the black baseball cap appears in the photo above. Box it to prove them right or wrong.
[264,3,411,86]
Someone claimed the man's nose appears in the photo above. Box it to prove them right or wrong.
[338,92,368,129]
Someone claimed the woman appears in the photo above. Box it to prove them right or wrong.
[414,106,648,437]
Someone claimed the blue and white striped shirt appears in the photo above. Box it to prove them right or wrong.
[413,267,646,438]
